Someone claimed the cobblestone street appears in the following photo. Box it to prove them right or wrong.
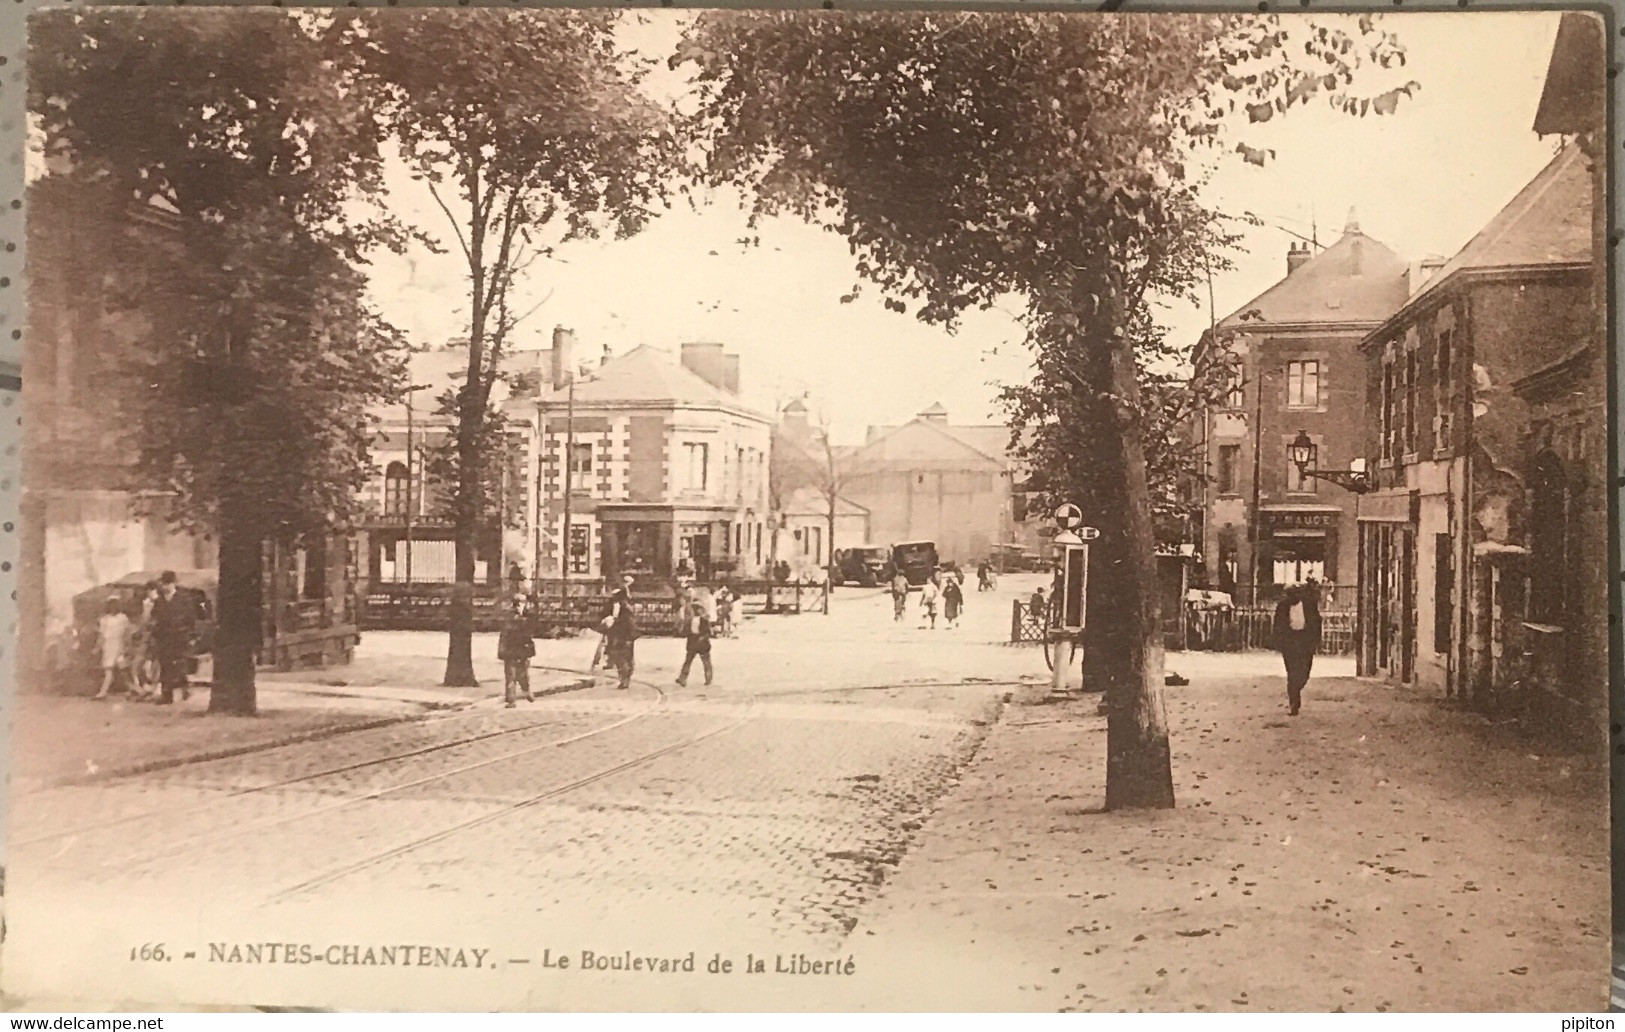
[7,574,1608,1011]
[7,577,1045,1009]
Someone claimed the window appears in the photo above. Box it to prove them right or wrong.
[384,461,410,518]
[1287,442,1318,494]
[300,538,328,601]
[1216,444,1240,495]
[568,524,590,574]
[1528,453,1572,626]
[1435,329,1454,452]
[1380,363,1396,461]
[1286,360,1321,409]
[683,442,709,491]
[1433,533,1453,655]
[1403,350,1419,455]
[569,442,593,476]
[809,526,822,564]
[1225,365,1245,409]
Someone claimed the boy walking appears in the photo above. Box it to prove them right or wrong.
[676,601,713,687]
[498,596,535,707]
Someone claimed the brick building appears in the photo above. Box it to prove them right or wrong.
[1354,141,1595,703]
[1353,16,1605,733]
[502,338,774,583]
[1188,220,1411,602]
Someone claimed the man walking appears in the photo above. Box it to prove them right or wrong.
[675,600,713,687]
[890,569,910,623]
[601,572,639,691]
[149,571,195,705]
[498,595,536,707]
[1273,580,1322,716]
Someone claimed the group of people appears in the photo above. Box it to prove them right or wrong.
[496,572,731,705]
[92,570,197,704]
[890,566,966,630]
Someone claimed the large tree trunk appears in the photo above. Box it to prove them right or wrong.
[1087,286,1175,811]
[443,426,480,687]
[210,495,261,715]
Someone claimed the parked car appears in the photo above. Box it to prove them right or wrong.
[831,545,894,587]
[69,570,216,688]
[990,543,1043,573]
[891,540,939,587]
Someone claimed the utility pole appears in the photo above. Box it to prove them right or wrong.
[531,400,544,585]
[404,388,416,588]
[561,371,576,597]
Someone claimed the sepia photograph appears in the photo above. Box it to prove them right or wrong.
[6,4,1613,1012]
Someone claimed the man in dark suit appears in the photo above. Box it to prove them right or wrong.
[149,571,196,704]
[1273,580,1323,716]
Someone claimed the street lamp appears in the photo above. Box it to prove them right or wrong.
[1290,429,1375,495]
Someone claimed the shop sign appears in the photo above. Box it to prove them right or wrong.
[1266,510,1337,531]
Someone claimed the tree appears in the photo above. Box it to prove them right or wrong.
[678,10,1412,808]
[352,9,682,685]
[29,9,407,715]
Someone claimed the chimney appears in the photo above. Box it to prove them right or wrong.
[680,342,728,390]
[550,326,575,389]
[1420,255,1446,274]
[722,354,741,395]
[920,402,949,424]
[1287,242,1311,275]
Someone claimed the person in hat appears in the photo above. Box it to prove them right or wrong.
[600,573,639,690]
[148,571,195,704]
[675,600,714,687]
[498,595,535,707]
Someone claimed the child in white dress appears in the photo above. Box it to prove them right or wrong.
[94,597,133,700]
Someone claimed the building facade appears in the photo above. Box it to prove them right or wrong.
[503,339,774,583]
[1188,221,1411,602]
[842,403,1036,564]
[1354,142,1596,706]
[21,181,360,682]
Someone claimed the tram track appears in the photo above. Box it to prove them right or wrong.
[16,661,651,852]
[265,690,765,904]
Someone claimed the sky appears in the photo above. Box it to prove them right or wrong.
[362,10,1567,446]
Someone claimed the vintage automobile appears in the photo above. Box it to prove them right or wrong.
[68,570,216,691]
[831,545,894,587]
[891,540,939,588]
[989,543,1043,573]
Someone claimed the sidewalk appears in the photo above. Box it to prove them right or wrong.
[856,668,1611,1012]
[13,655,596,791]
